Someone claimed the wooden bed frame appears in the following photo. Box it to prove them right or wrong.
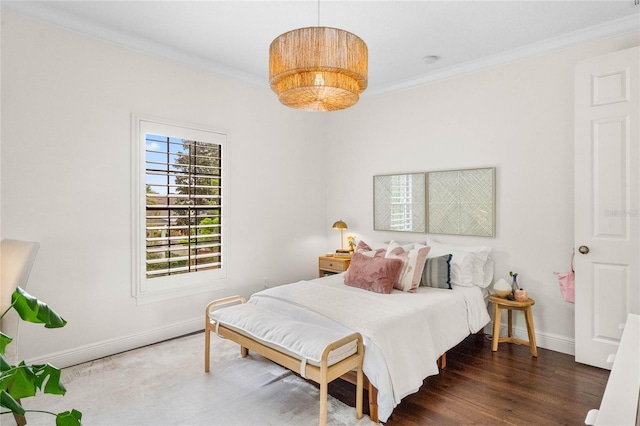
[339,352,447,423]
[204,296,365,426]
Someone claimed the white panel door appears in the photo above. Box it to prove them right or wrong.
[574,46,639,369]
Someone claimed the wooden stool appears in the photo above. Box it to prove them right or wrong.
[489,295,538,357]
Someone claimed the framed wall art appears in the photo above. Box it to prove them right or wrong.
[427,167,495,237]
[373,173,426,233]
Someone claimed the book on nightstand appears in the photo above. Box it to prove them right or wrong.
[334,250,352,258]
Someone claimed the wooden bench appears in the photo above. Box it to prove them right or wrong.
[204,296,364,426]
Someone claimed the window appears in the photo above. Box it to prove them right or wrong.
[132,116,227,303]
[145,135,222,277]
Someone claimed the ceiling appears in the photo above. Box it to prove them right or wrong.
[3,1,639,96]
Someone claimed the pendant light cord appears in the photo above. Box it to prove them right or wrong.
[317,0,320,27]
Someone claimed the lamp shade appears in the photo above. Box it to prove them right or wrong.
[269,27,368,112]
[331,220,348,230]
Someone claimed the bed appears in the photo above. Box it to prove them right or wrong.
[205,240,492,424]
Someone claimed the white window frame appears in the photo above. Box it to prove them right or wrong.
[131,114,227,304]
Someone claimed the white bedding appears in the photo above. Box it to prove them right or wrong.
[248,273,490,422]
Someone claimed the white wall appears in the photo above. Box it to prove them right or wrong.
[2,11,639,364]
[324,30,640,354]
[1,13,327,366]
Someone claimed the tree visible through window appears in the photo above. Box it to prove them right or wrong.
[145,135,222,278]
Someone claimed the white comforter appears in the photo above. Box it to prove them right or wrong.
[249,273,490,422]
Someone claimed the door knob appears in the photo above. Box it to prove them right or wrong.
[578,245,589,254]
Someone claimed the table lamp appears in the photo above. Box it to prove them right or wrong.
[332,220,348,251]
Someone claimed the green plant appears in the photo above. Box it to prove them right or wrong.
[346,235,356,251]
[0,287,82,425]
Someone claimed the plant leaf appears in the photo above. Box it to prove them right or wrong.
[0,364,17,390]
[0,354,11,373]
[11,287,67,328]
[56,409,82,426]
[6,362,37,399]
[0,333,12,356]
[33,364,67,396]
[0,389,25,415]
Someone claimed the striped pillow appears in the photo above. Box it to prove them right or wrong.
[386,243,431,292]
[421,254,452,289]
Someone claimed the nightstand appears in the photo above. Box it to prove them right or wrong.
[489,294,537,357]
[318,255,351,277]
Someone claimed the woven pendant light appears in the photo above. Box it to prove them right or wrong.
[269,26,368,111]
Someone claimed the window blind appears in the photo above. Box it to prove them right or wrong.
[145,134,222,278]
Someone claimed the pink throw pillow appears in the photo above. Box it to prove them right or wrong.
[355,240,373,253]
[355,241,385,258]
[344,252,403,294]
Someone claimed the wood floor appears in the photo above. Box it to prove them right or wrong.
[327,334,610,425]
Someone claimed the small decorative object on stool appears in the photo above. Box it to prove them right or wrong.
[493,278,512,298]
[514,289,528,301]
[508,271,522,301]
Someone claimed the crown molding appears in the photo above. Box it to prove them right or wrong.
[1,1,269,90]
[367,14,640,97]
[3,2,638,97]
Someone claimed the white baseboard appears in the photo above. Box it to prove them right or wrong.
[485,322,575,356]
[26,318,576,369]
[24,317,203,368]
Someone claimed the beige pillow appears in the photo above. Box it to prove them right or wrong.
[385,242,431,292]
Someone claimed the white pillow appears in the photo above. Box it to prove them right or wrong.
[386,240,430,256]
[471,246,491,287]
[426,240,492,288]
[427,245,476,287]
[384,240,427,253]
[483,256,495,287]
